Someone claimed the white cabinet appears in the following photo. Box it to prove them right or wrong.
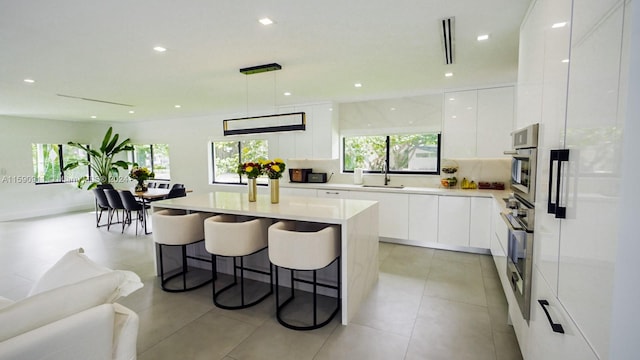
[515,0,629,358]
[469,197,492,248]
[316,189,350,198]
[437,196,470,247]
[527,268,598,360]
[443,87,514,158]
[348,191,409,240]
[408,194,438,243]
[476,87,514,157]
[443,90,477,158]
[280,187,317,197]
[276,102,337,160]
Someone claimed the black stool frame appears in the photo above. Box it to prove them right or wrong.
[212,247,273,310]
[157,240,213,292]
[274,256,341,331]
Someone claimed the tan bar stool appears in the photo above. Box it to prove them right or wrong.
[268,221,341,330]
[204,215,273,310]
[152,209,213,292]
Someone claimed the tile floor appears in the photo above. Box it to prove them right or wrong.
[0,211,523,360]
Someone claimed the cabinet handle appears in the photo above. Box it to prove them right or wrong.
[547,149,569,219]
[538,300,565,334]
[325,192,339,195]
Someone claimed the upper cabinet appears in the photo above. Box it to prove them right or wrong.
[276,103,338,160]
[443,86,514,159]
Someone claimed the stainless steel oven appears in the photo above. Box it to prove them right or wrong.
[502,202,534,321]
[509,124,539,206]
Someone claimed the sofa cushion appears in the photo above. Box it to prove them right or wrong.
[28,248,142,297]
[0,304,115,360]
[0,297,13,310]
[0,272,128,342]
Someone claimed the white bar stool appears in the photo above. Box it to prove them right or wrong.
[204,215,273,310]
[152,209,213,292]
[268,221,341,330]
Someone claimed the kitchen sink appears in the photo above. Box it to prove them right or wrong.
[361,184,405,189]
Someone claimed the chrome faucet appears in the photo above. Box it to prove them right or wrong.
[382,160,391,185]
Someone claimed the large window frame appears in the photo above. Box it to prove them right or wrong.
[32,143,91,184]
[211,139,269,185]
[342,133,441,175]
[129,144,171,180]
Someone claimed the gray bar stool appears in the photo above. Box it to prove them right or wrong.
[268,221,341,330]
[152,209,213,292]
[204,215,273,310]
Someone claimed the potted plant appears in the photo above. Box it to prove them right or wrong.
[64,127,134,189]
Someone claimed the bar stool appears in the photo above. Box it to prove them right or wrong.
[204,215,272,310]
[268,221,341,330]
[152,209,213,292]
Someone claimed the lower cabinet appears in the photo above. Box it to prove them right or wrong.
[316,189,350,198]
[469,197,492,248]
[526,268,598,360]
[408,194,439,243]
[437,196,471,247]
[348,191,409,239]
[280,187,317,197]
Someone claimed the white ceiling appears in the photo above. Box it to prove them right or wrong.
[0,0,531,123]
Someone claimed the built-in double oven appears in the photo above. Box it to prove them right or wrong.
[503,123,538,321]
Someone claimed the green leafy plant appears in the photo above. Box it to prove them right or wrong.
[64,127,134,189]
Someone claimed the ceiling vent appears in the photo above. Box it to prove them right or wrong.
[441,17,455,65]
[239,63,282,75]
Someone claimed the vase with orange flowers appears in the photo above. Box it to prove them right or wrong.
[237,162,262,202]
[261,158,286,204]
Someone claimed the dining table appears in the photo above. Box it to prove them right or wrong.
[134,188,169,234]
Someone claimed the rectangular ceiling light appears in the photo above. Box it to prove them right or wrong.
[223,112,305,135]
[441,17,455,65]
[239,63,282,75]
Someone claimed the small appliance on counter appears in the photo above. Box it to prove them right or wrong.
[307,173,328,183]
[288,168,313,183]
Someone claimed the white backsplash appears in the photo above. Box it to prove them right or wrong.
[286,158,510,188]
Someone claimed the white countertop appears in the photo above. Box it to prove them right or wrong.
[280,181,511,198]
[152,191,378,224]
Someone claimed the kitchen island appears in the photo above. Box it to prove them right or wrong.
[151,191,379,325]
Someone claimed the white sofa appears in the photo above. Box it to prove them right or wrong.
[0,249,143,360]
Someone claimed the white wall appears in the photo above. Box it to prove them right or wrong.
[0,116,109,221]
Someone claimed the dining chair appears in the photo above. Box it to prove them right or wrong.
[118,190,149,235]
[147,182,157,188]
[170,183,185,190]
[157,183,170,189]
[103,189,126,232]
[91,188,111,228]
[165,187,187,199]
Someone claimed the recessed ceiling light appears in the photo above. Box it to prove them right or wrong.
[23,78,35,83]
[259,17,273,25]
[452,115,457,119]
[561,59,570,63]
[390,107,396,111]
[174,105,181,108]
[445,72,453,77]
[129,110,135,114]
[552,22,567,28]
[449,97,455,101]
[477,34,490,41]
[283,92,291,96]
[354,83,362,88]
[153,46,167,52]
[90,115,97,119]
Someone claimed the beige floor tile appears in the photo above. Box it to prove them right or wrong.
[228,317,337,360]
[351,272,424,336]
[379,244,434,278]
[494,329,524,360]
[408,296,495,360]
[139,311,257,360]
[432,249,483,264]
[315,323,410,360]
[423,258,487,306]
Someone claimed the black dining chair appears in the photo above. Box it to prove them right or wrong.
[158,183,170,189]
[103,189,126,232]
[118,190,149,235]
[92,188,111,228]
[170,183,185,190]
[165,187,187,199]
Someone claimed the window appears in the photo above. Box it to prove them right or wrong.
[212,139,269,184]
[32,144,90,184]
[130,144,171,180]
[342,133,440,174]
